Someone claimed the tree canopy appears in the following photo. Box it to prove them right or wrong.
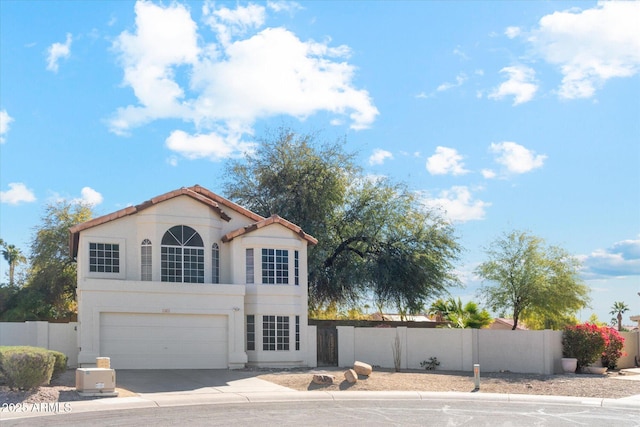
[224,128,461,313]
[0,201,93,321]
[475,230,590,330]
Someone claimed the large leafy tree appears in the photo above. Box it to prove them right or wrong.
[1,201,93,321]
[609,301,629,331]
[224,128,461,312]
[475,230,590,330]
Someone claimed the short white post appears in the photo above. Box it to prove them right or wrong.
[473,364,480,390]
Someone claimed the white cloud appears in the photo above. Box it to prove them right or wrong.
[426,146,469,176]
[267,1,303,15]
[489,141,546,174]
[166,156,179,167]
[436,73,467,92]
[529,1,640,99]
[0,109,14,143]
[481,169,497,179]
[505,26,521,39]
[452,46,469,60]
[579,237,640,277]
[110,1,199,134]
[165,130,256,161]
[72,187,104,206]
[203,2,266,46]
[489,65,538,105]
[110,1,378,158]
[421,186,490,223]
[46,33,72,72]
[0,183,36,205]
[368,148,393,165]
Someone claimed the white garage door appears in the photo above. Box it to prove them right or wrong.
[100,313,228,369]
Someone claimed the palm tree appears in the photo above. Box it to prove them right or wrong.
[609,301,629,331]
[1,243,27,287]
[429,297,492,329]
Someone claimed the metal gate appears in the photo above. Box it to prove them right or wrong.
[316,326,338,366]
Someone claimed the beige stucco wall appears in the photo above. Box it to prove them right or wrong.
[75,194,313,369]
[76,279,247,367]
[0,321,78,367]
[338,327,576,374]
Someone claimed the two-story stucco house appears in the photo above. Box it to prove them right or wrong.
[69,185,317,369]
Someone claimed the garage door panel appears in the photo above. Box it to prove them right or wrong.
[100,313,228,369]
[101,325,227,342]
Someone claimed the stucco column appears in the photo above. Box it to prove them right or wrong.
[228,306,248,368]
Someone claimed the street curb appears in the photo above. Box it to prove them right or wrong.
[2,390,639,420]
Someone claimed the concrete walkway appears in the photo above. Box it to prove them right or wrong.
[2,369,639,421]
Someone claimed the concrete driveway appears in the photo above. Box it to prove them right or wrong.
[113,369,294,395]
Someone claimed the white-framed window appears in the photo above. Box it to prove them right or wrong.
[212,243,220,284]
[246,315,255,351]
[246,248,254,284]
[89,242,120,273]
[295,315,300,351]
[294,250,299,286]
[261,249,288,284]
[141,239,152,281]
[161,225,204,283]
[263,315,289,351]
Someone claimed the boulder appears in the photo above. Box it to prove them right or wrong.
[312,374,335,385]
[344,369,358,384]
[353,361,373,376]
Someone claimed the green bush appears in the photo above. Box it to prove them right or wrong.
[0,346,55,390]
[48,350,68,378]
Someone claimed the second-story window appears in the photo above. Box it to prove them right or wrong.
[141,239,152,281]
[161,225,204,283]
[262,249,288,284]
[212,243,220,284]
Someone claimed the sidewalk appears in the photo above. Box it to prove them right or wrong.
[2,369,640,421]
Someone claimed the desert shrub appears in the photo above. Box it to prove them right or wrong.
[562,323,606,371]
[48,350,68,378]
[0,346,55,390]
[600,327,625,370]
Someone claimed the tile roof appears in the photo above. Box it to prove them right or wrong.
[69,185,316,258]
[222,214,318,245]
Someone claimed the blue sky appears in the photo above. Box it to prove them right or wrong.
[1,1,639,324]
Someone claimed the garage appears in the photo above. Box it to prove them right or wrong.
[100,313,228,369]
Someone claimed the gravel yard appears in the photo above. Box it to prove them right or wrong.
[257,368,640,399]
[2,367,640,406]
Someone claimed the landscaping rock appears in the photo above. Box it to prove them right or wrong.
[344,369,358,384]
[353,361,373,376]
[312,374,335,385]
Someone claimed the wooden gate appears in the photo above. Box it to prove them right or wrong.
[316,326,338,366]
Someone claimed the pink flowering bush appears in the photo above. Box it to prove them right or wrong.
[600,327,625,370]
[562,323,606,371]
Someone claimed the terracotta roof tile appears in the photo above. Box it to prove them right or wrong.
[69,185,316,258]
[222,214,318,245]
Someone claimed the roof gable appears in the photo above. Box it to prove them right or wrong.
[222,214,318,245]
[69,185,267,257]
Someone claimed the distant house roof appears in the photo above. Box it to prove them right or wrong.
[69,185,316,258]
[489,318,529,330]
[373,313,435,322]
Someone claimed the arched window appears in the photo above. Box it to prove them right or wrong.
[161,225,204,283]
[212,243,220,284]
[141,239,152,281]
